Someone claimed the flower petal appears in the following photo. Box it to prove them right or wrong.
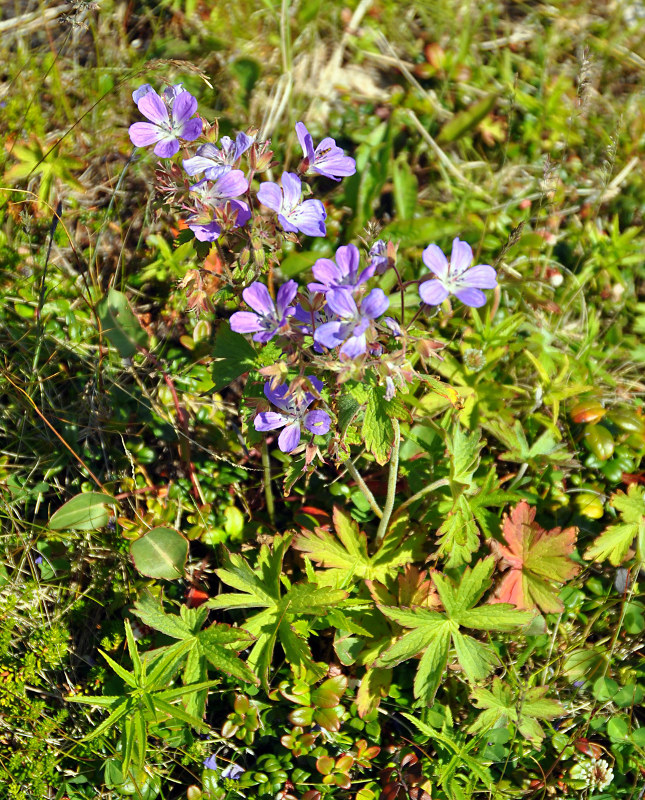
[178,117,202,142]
[422,244,449,279]
[243,282,274,315]
[254,411,289,431]
[137,90,169,125]
[278,422,301,452]
[132,84,154,103]
[289,200,326,237]
[228,199,251,228]
[276,280,298,317]
[234,132,254,159]
[334,244,360,282]
[212,169,249,200]
[450,237,473,274]
[189,220,221,241]
[419,280,450,306]
[312,258,343,290]
[458,264,497,289]
[307,375,324,394]
[361,288,389,319]
[295,121,315,162]
[340,333,367,359]
[229,311,262,334]
[277,213,300,233]
[304,409,331,435]
[454,287,487,307]
[264,381,292,410]
[314,320,345,349]
[129,122,164,147]
[257,181,282,213]
[326,288,357,319]
[171,91,198,125]
[183,155,220,176]
[281,171,302,210]
[154,138,180,158]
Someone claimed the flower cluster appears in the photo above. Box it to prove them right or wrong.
[129,86,356,241]
[128,82,500,457]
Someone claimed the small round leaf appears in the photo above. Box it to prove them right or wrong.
[130,527,188,580]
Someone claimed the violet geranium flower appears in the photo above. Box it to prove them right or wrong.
[221,763,245,781]
[257,172,326,237]
[369,239,390,274]
[187,170,250,241]
[254,377,331,453]
[295,122,356,181]
[419,237,497,308]
[129,85,202,158]
[230,281,298,342]
[308,244,375,294]
[183,132,254,178]
[314,287,389,359]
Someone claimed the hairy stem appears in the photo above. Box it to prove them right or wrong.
[346,459,383,519]
[375,419,400,546]
[262,440,276,525]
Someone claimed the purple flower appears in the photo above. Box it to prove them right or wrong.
[230,281,298,342]
[314,287,389,359]
[419,237,497,308]
[203,755,218,771]
[295,122,356,181]
[255,377,331,453]
[129,85,202,159]
[369,239,390,274]
[221,763,245,781]
[308,244,375,294]
[183,132,254,178]
[188,170,250,241]
[257,172,326,237]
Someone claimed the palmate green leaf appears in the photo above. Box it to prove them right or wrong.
[435,495,480,569]
[376,559,533,703]
[484,419,569,466]
[448,426,482,492]
[402,713,494,792]
[584,522,643,566]
[207,535,345,689]
[293,507,419,587]
[469,678,563,743]
[452,631,498,681]
[132,593,258,718]
[585,484,645,566]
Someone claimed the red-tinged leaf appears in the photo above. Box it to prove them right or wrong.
[316,756,334,775]
[491,501,580,613]
[575,738,603,759]
[380,783,403,800]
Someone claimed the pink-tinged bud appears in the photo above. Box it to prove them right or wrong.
[305,443,318,466]
[519,198,531,210]
[416,338,444,360]
[251,148,274,172]
[202,118,219,143]
[297,157,310,174]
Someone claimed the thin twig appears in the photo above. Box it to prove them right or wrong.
[375,419,400,546]
[392,477,450,521]
[262,441,276,525]
[345,459,383,519]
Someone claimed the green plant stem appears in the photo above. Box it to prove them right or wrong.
[345,459,383,519]
[262,441,276,525]
[375,419,400,546]
[392,477,450,522]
